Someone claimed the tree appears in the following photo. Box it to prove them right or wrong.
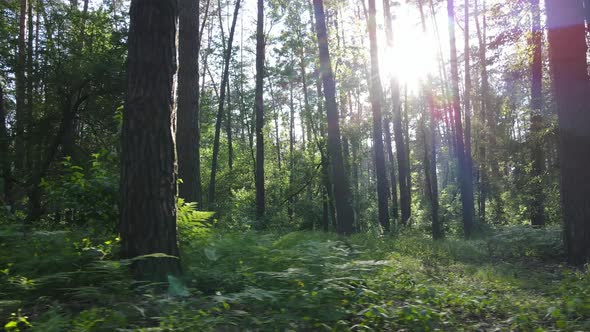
[313,0,355,234]
[15,0,26,170]
[120,0,181,280]
[0,81,11,207]
[447,0,475,237]
[417,0,442,239]
[529,0,544,226]
[209,0,241,208]
[546,0,590,264]
[254,0,266,221]
[176,0,201,206]
[463,0,474,209]
[367,0,390,232]
[383,0,411,226]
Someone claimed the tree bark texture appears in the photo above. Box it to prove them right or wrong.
[120,0,181,280]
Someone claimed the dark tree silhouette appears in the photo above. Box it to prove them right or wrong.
[447,0,475,237]
[546,0,590,264]
[176,0,201,205]
[367,0,390,232]
[254,0,266,221]
[313,0,355,234]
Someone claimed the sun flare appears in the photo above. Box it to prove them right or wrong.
[379,7,440,93]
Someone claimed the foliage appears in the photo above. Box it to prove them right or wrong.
[1,225,588,331]
[40,152,118,228]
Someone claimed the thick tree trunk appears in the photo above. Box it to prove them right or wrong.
[313,0,355,235]
[254,0,266,221]
[209,0,241,208]
[447,0,475,237]
[120,0,181,280]
[367,0,390,232]
[530,0,545,226]
[176,0,201,205]
[546,0,590,265]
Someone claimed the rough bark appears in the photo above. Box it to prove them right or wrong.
[313,0,355,235]
[546,0,590,265]
[176,0,201,205]
[120,0,181,280]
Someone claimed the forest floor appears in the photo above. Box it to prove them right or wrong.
[1,223,589,331]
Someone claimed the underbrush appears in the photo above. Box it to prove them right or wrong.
[1,219,588,331]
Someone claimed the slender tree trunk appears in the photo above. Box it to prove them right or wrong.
[227,79,233,171]
[403,85,412,219]
[288,80,295,221]
[384,119,398,221]
[313,0,355,234]
[120,0,181,280]
[447,0,475,237]
[530,0,544,226]
[429,109,441,239]
[268,79,282,169]
[474,0,488,223]
[16,0,27,171]
[0,83,12,207]
[367,0,390,232]
[546,0,590,265]
[26,0,34,169]
[209,0,241,208]
[464,0,474,205]
[176,0,201,205]
[254,0,266,221]
[418,0,442,238]
[383,0,410,225]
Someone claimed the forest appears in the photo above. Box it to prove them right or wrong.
[0,0,589,330]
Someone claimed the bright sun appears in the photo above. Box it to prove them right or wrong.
[379,6,439,94]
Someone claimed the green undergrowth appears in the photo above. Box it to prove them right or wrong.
[1,220,588,331]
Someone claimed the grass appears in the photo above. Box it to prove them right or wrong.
[0,222,588,331]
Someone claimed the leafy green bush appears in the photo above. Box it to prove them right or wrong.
[40,152,118,227]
